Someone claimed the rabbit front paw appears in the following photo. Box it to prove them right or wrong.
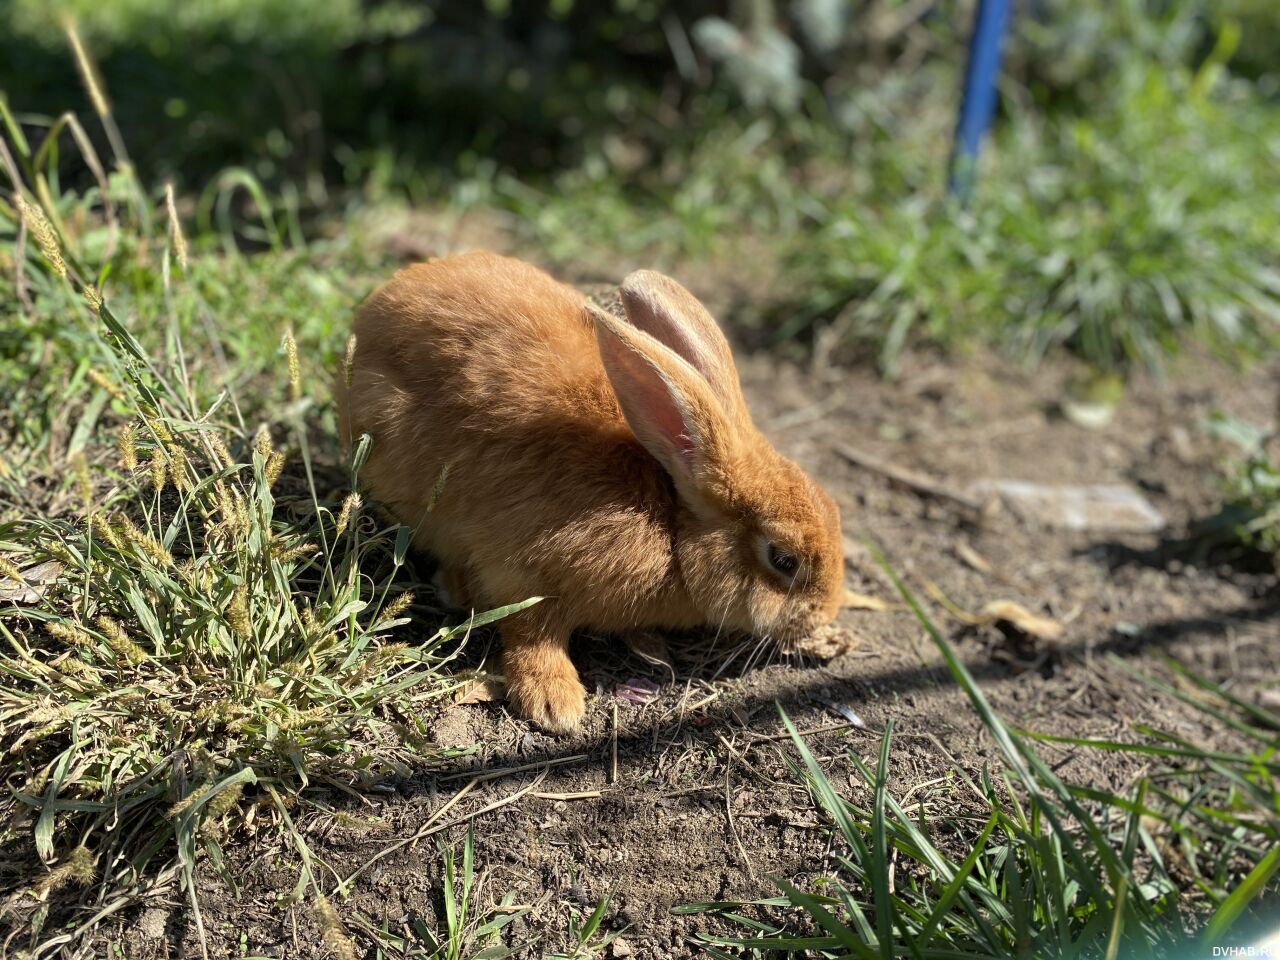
[507,664,587,733]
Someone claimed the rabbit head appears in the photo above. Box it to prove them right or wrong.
[593,270,845,645]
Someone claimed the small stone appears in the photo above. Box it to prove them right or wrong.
[612,937,634,958]
[970,480,1166,533]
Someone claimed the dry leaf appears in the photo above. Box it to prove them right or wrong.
[0,560,64,605]
[926,582,1063,643]
[842,589,900,612]
[453,676,506,705]
[980,601,1063,642]
[924,581,985,625]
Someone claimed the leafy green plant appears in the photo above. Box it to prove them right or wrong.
[347,830,535,960]
[550,892,623,960]
[1199,412,1280,559]
[782,52,1280,374]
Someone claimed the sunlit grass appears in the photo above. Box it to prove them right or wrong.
[0,72,529,957]
[680,556,1279,957]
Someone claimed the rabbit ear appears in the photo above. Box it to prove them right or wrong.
[619,271,747,415]
[591,305,732,488]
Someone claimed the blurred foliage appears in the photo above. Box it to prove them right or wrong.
[1200,413,1280,561]
[5,0,1272,189]
[785,58,1280,372]
[1,0,715,188]
[1,0,1278,370]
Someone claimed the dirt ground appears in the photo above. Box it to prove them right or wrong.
[92,258,1279,958]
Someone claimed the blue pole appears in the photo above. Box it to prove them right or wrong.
[949,0,1011,202]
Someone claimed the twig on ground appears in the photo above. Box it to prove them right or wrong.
[611,702,619,785]
[440,753,588,783]
[834,443,987,512]
[716,734,776,786]
[744,720,867,744]
[724,766,758,882]
[336,769,549,895]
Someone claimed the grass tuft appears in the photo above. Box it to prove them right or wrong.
[0,88,525,955]
[682,550,1279,956]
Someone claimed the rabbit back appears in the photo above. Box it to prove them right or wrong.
[341,252,694,626]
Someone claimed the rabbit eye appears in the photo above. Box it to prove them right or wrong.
[767,543,800,580]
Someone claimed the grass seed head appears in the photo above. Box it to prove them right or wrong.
[0,556,26,584]
[314,896,357,960]
[148,450,168,492]
[272,540,318,564]
[265,451,286,489]
[254,427,286,487]
[167,783,214,820]
[164,182,189,271]
[89,514,123,552]
[168,446,192,491]
[87,368,124,401]
[203,781,245,821]
[353,643,408,684]
[146,418,174,446]
[228,586,252,642]
[47,620,95,647]
[335,492,362,537]
[84,284,103,313]
[15,194,67,280]
[376,590,414,628]
[283,329,300,401]
[65,21,109,117]
[334,811,378,833]
[207,432,234,470]
[253,426,274,459]
[213,481,249,537]
[277,706,330,731]
[57,656,93,676]
[71,452,93,512]
[427,462,449,512]
[117,514,173,567]
[96,616,147,664]
[43,540,80,567]
[35,844,96,897]
[118,423,138,471]
[343,333,357,387]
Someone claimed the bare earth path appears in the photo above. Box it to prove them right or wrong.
[125,337,1275,958]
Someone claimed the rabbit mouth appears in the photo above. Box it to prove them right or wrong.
[766,604,838,648]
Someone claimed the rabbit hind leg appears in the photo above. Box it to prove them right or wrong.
[431,562,475,610]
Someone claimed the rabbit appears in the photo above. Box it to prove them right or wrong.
[338,251,844,732]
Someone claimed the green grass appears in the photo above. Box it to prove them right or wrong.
[679,561,1279,957]
[345,829,537,959]
[0,85,539,958]
[772,55,1280,374]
